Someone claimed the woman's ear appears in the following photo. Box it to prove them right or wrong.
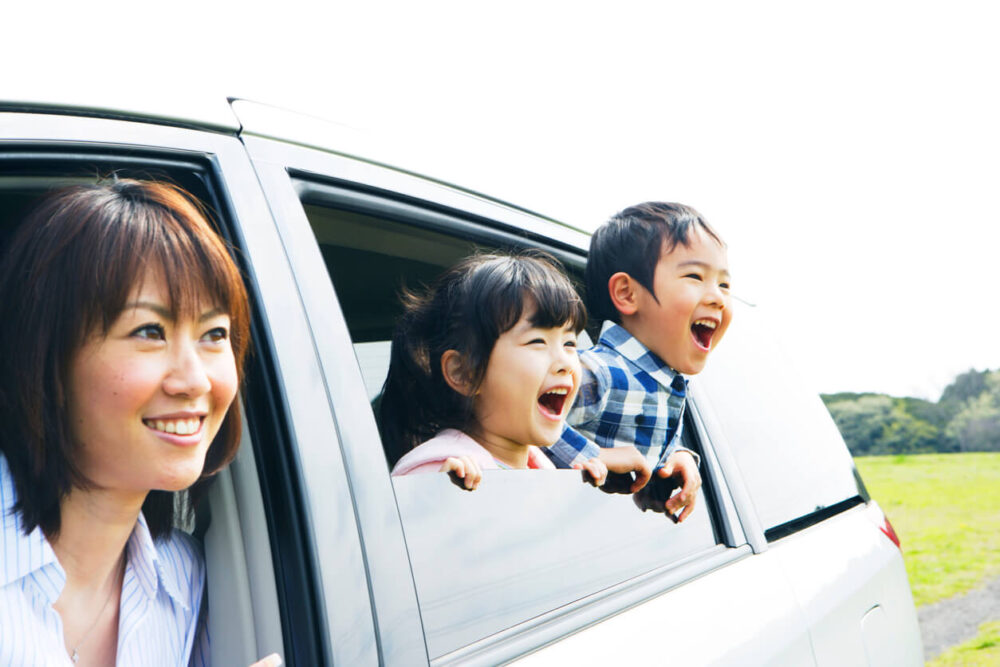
[608,272,640,316]
[441,349,474,396]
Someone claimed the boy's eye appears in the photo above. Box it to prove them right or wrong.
[202,327,229,343]
[564,339,577,348]
[132,323,165,341]
[527,337,546,346]
[719,282,731,291]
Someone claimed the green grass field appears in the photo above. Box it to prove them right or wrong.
[854,452,1000,608]
[928,621,1000,667]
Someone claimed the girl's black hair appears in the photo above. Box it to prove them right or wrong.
[378,251,586,466]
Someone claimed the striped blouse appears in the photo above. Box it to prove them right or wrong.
[0,454,209,666]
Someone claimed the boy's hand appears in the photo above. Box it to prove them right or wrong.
[574,457,609,487]
[595,446,652,494]
[659,451,701,522]
[440,456,483,490]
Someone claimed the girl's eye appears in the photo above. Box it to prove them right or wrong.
[202,327,229,343]
[132,323,165,341]
[684,273,703,281]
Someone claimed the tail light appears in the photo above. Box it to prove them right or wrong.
[867,501,901,550]
[879,514,901,549]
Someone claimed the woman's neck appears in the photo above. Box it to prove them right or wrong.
[467,429,531,469]
[49,487,144,589]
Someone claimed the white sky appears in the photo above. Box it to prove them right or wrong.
[7,1,1000,400]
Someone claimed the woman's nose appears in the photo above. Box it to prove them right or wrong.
[163,343,211,397]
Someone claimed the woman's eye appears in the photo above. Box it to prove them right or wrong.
[132,324,165,341]
[202,327,229,343]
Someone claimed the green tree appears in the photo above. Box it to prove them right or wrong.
[945,373,1000,452]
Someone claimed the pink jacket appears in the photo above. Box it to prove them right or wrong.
[391,429,556,476]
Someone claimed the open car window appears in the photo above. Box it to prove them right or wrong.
[297,185,726,658]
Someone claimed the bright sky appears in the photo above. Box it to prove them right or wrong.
[7,1,1000,400]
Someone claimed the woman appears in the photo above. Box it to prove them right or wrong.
[0,180,275,665]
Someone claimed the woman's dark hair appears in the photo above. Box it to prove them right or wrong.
[378,251,586,466]
[0,179,250,540]
[585,202,724,324]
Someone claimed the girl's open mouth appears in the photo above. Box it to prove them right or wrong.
[537,387,570,418]
[691,319,718,351]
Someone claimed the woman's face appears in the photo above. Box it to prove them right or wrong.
[67,270,239,498]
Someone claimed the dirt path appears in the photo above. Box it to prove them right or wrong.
[919,576,1000,660]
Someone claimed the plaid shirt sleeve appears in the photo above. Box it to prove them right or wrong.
[546,354,607,468]
[656,418,701,470]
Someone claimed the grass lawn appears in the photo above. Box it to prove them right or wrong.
[854,452,1000,608]
[928,621,1000,666]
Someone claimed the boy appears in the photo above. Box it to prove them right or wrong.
[550,202,732,522]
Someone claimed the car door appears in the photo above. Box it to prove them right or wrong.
[0,106,377,666]
[234,101,816,666]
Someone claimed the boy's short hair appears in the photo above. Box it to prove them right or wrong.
[585,202,723,323]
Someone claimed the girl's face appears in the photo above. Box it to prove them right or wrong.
[67,270,239,499]
[470,305,581,452]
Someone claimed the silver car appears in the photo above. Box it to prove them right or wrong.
[0,97,922,666]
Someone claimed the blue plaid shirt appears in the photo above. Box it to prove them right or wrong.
[548,322,695,470]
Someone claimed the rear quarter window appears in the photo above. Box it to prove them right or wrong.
[694,305,862,537]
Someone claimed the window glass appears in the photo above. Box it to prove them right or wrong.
[299,192,724,656]
[696,304,860,533]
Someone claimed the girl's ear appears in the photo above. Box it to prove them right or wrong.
[441,349,475,396]
[608,272,640,316]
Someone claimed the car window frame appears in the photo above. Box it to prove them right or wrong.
[0,111,374,666]
[239,131,756,662]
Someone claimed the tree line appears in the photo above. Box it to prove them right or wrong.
[822,368,1000,456]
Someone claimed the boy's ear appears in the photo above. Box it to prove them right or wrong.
[608,272,640,317]
[441,349,475,396]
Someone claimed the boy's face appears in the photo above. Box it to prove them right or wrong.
[627,227,732,374]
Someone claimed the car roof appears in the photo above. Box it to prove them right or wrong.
[0,92,590,242]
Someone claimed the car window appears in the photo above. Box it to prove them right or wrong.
[695,305,862,538]
[297,188,726,657]
[0,155,287,663]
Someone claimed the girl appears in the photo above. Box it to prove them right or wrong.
[0,180,278,666]
[380,252,608,490]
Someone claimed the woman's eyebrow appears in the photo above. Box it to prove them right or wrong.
[199,307,226,322]
[124,301,170,318]
[123,301,226,322]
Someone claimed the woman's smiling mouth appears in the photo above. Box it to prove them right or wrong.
[143,417,204,436]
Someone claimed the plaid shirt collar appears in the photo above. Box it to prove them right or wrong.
[598,321,687,391]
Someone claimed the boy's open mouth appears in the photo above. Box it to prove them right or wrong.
[538,387,570,417]
[691,319,718,350]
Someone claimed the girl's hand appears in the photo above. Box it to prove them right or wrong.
[574,457,608,487]
[440,456,483,490]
